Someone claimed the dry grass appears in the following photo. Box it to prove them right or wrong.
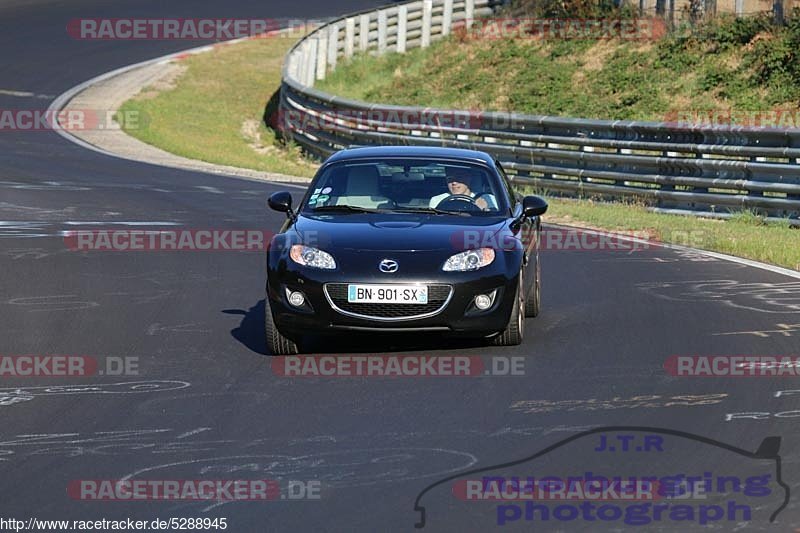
[120,36,317,177]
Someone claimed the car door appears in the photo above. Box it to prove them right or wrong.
[495,160,536,294]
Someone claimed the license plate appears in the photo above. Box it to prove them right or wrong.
[347,284,428,304]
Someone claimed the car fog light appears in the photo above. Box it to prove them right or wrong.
[474,294,493,310]
[288,291,305,307]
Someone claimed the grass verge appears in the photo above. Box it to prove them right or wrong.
[317,13,800,121]
[120,36,316,178]
[542,197,799,270]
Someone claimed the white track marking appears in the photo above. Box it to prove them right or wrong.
[176,427,212,439]
[195,186,223,194]
[62,221,180,226]
[0,89,54,99]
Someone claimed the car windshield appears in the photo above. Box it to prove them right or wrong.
[302,158,506,215]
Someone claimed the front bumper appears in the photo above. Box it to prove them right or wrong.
[267,253,520,337]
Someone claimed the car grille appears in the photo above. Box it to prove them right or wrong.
[323,284,453,321]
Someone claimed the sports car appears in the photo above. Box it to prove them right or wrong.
[265,146,547,354]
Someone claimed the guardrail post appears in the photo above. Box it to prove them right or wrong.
[397,5,408,53]
[327,23,339,70]
[669,0,675,28]
[774,0,785,25]
[305,38,318,87]
[582,145,595,182]
[378,11,388,54]
[465,0,475,27]
[345,18,355,58]
[790,157,800,205]
[316,31,328,80]
[288,53,299,82]
[421,0,432,47]
[359,14,370,51]
[443,0,453,35]
[298,42,309,87]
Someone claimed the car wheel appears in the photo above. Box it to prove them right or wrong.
[491,274,524,346]
[265,295,300,355]
[524,253,541,318]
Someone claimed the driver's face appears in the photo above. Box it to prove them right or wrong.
[446,176,471,196]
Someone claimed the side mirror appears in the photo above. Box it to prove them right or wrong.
[522,195,548,217]
[268,191,296,220]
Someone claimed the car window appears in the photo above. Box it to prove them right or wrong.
[495,160,517,205]
[303,159,506,215]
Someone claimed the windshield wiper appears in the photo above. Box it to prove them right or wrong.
[310,205,380,214]
[388,207,470,217]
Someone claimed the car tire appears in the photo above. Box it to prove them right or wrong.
[524,254,541,318]
[491,274,524,346]
[265,296,300,355]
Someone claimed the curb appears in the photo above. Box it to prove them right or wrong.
[47,29,312,188]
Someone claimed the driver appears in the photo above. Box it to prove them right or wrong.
[429,169,498,211]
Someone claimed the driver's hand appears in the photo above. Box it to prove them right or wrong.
[475,197,489,210]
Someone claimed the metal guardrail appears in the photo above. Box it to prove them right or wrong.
[279,0,800,221]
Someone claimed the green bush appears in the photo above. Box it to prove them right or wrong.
[505,0,632,18]
[318,4,800,121]
[700,14,772,46]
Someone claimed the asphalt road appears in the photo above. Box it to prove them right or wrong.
[1,1,800,531]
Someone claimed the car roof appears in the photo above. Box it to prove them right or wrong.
[322,145,496,166]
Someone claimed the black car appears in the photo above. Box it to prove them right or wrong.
[265,146,547,354]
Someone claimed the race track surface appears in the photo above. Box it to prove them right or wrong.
[1,1,799,531]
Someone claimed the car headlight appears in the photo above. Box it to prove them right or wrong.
[442,248,495,271]
[290,245,336,269]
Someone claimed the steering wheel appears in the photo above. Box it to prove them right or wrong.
[435,194,482,212]
[473,192,492,206]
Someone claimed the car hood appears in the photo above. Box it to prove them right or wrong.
[293,213,509,252]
